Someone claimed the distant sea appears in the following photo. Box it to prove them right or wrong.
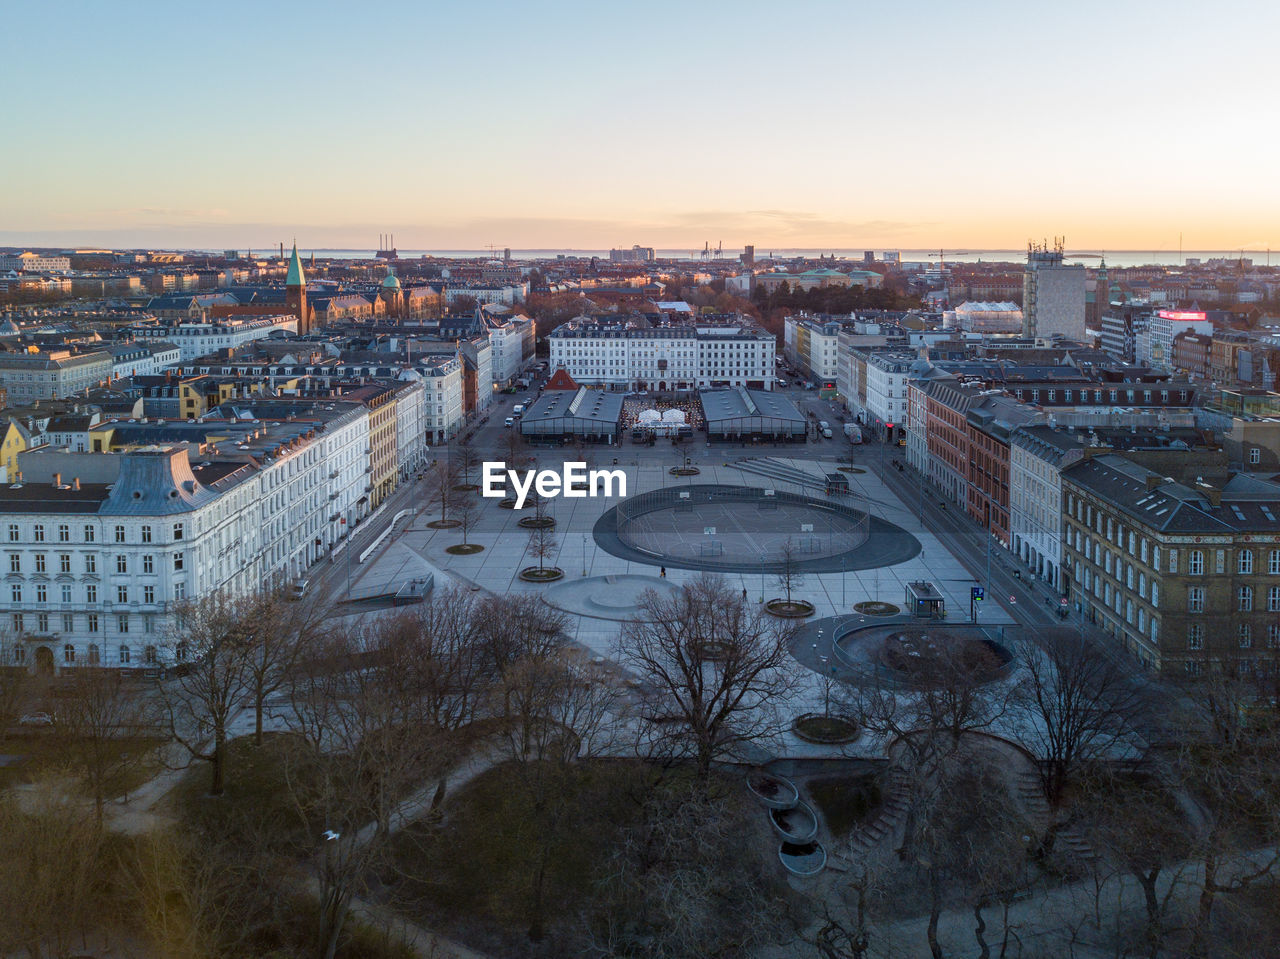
[200,248,1276,269]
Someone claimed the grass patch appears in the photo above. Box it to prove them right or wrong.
[807,774,882,837]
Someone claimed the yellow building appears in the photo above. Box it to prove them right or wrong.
[0,419,33,477]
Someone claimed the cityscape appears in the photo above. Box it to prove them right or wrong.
[2,3,1279,959]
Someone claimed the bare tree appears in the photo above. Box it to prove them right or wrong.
[240,583,322,747]
[493,646,622,941]
[454,491,480,547]
[57,667,151,824]
[0,627,29,727]
[161,592,256,796]
[617,573,801,781]
[474,593,569,679]
[0,779,105,959]
[526,521,558,574]
[773,538,804,608]
[425,458,461,527]
[1013,627,1148,806]
[450,441,482,489]
[285,618,436,959]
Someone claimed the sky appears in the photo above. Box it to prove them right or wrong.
[2,0,1278,252]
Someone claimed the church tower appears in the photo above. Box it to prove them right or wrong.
[286,241,309,333]
[380,264,404,322]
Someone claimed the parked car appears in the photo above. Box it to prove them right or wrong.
[19,712,54,726]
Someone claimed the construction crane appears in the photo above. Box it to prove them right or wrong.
[926,249,976,271]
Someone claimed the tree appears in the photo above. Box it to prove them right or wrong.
[0,779,105,959]
[454,491,480,547]
[773,538,804,608]
[425,458,462,527]
[1013,627,1149,806]
[0,628,28,728]
[493,646,622,941]
[617,573,801,781]
[526,521,558,574]
[241,586,322,746]
[161,592,257,796]
[450,441,481,489]
[57,666,151,824]
[285,617,438,959]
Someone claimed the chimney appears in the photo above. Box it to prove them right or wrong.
[73,477,80,491]
[52,472,61,487]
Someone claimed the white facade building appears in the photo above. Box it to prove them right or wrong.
[548,320,776,392]
[1146,310,1212,372]
[128,315,299,361]
[864,353,915,434]
[420,357,464,444]
[1023,250,1085,341]
[1009,426,1084,591]
[0,253,72,273]
[783,316,842,384]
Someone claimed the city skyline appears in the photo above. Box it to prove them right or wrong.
[4,0,1278,250]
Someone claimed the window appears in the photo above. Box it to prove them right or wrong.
[7,554,18,574]
[9,585,19,604]
[1189,550,1204,575]
[87,613,98,633]
[36,613,47,633]
[1270,549,1280,575]
[141,525,152,543]
[85,554,96,574]
[114,525,125,543]
[1239,586,1253,612]
[1188,624,1204,649]
[174,582,185,600]
[63,644,75,664]
[35,584,45,603]
[1188,587,1205,613]
[116,614,129,634]
[173,523,184,541]
[144,645,157,665]
[86,584,97,603]
[88,644,100,665]
[61,613,73,632]
[173,552,184,571]
[1250,447,1262,464]
[6,524,16,543]
[1271,586,1280,612]
[1270,624,1280,650]
[1151,583,1159,608]
[142,554,154,574]
[143,585,154,604]
[1185,660,1203,677]
[116,555,127,574]
[1239,550,1254,575]
[11,613,21,634]
[1239,623,1252,648]
[59,554,70,573]
[58,524,69,542]
[84,525,95,542]
[61,583,71,603]
[33,524,44,543]
[119,645,131,664]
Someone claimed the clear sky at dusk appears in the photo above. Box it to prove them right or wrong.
[3,0,1278,251]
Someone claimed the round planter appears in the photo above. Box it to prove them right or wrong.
[692,638,733,661]
[765,598,816,619]
[748,772,799,810]
[853,601,900,616]
[793,713,860,745]
[497,498,519,510]
[445,543,484,555]
[668,467,701,476]
[837,466,866,474]
[427,519,462,529]
[518,516,556,529]
[770,801,819,844]
[778,841,827,877]
[519,566,564,582]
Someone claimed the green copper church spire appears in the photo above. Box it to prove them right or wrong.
[286,240,306,287]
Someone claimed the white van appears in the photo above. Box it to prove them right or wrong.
[289,579,311,601]
[821,427,833,439]
[818,420,830,431]
[504,416,515,428]
[512,404,525,416]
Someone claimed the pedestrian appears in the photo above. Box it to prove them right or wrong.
[742,587,748,601]
[660,566,666,578]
